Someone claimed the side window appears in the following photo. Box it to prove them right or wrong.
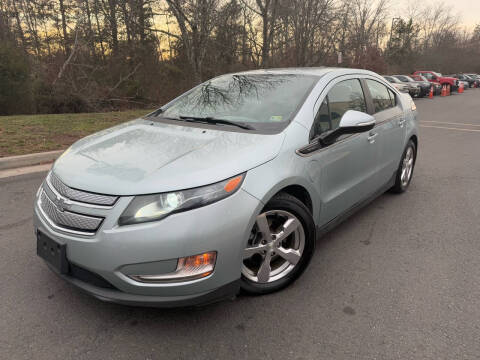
[365,79,395,113]
[388,88,396,106]
[423,72,433,80]
[311,79,367,138]
[311,97,330,138]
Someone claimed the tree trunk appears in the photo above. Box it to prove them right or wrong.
[59,0,69,55]
[108,0,118,56]
[84,0,96,57]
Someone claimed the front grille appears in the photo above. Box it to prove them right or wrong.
[39,190,103,234]
[48,172,118,206]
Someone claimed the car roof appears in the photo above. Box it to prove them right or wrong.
[227,67,380,78]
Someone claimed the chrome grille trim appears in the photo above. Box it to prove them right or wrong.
[48,172,118,206]
[39,190,103,236]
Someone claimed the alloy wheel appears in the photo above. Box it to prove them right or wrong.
[401,146,414,187]
[242,210,305,283]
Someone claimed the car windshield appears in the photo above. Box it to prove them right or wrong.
[158,73,319,130]
[433,72,442,77]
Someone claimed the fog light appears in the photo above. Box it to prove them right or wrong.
[129,251,217,283]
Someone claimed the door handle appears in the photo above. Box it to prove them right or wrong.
[367,133,378,143]
[398,118,406,128]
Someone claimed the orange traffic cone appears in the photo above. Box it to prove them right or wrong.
[429,86,434,99]
[459,82,464,94]
[441,85,446,97]
[447,84,451,96]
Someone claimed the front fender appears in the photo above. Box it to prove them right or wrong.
[242,155,321,225]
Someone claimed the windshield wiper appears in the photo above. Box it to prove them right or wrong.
[179,116,255,130]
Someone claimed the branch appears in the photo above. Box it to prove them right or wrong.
[53,26,79,85]
[149,28,181,40]
[109,63,142,93]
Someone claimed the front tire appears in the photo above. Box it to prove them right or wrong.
[391,140,416,193]
[240,193,315,295]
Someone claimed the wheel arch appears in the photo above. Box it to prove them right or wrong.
[247,176,320,225]
[273,184,313,214]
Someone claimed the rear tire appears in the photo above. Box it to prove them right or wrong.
[240,193,315,295]
[391,140,416,193]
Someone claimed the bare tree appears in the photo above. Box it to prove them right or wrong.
[164,0,219,82]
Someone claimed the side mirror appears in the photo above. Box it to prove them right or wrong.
[318,110,375,146]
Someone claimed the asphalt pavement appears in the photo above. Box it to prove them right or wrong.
[1,90,480,360]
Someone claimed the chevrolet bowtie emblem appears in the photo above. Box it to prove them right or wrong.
[55,195,71,212]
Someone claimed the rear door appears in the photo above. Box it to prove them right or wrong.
[363,78,406,185]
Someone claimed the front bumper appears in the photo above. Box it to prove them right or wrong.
[34,183,262,307]
[49,262,240,307]
[409,88,421,97]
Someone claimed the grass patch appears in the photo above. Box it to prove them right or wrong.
[0,109,153,157]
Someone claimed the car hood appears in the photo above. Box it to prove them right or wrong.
[52,119,285,195]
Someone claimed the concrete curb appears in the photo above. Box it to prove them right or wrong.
[0,150,64,171]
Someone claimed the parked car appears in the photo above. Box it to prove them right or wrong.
[390,75,422,97]
[393,75,430,97]
[449,74,475,88]
[383,75,410,93]
[411,74,442,95]
[412,71,459,92]
[34,68,419,307]
[464,74,480,88]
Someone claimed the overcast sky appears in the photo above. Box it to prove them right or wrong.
[445,0,480,27]
[398,0,480,28]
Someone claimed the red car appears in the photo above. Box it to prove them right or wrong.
[412,71,459,92]
[411,74,442,95]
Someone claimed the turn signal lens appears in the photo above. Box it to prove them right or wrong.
[411,100,417,111]
[128,251,217,283]
[224,175,243,193]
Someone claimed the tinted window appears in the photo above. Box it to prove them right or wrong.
[328,79,367,128]
[311,79,366,138]
[161,74,318,128]
[366,79,395,113]
[388,88,397,106]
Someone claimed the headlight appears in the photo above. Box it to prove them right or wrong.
[119,174,245,225]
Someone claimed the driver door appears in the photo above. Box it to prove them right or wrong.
[306,77,380,226]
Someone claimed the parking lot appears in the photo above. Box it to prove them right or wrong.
[1,90,480,360]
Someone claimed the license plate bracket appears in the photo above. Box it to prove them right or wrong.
[37,231,69,274]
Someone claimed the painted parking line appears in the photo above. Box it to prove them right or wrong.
[420,125,480,133]
[422,120,480,127]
